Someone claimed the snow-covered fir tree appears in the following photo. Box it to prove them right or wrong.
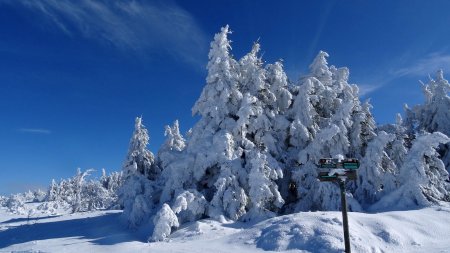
[404,70,450,173]
[100,168,123,198]
[382,114,409,169]
[122,117,159,179]
[159,26,248,224]
[192,25,242,128]
[355,131,397,208]
[370,132,450,210]
[119,117,160,227]
[47,179,59,202]
[405,70,450,136]
[70,168,94,213]
[157,120,186,169]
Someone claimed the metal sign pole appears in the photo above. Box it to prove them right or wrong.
[339,179,351,253]
[317,158,359,253]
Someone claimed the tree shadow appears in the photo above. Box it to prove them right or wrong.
[1,215,62,224]
[0,212,139,248]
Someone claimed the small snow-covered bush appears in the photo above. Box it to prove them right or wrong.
[41,168,123,214]
[36,201,69,214]
[6,194,25,214]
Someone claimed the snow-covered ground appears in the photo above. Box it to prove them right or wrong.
[1,203,450,253]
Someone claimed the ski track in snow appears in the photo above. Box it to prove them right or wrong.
[1,204,450,253]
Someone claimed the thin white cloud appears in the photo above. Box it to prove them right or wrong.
[18,128,52,134]
[306,0,337,62]
[356,52,450,97]
[357,83,383,97]
[394,52,450,77]
[352,73,400,97]
[2,0,208,66]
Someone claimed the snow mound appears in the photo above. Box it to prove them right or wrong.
[241,215,344,252]
[231,206,450,253]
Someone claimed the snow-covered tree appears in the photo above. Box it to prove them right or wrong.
[192,25,242,128]
[239,42,267,97]
[288,78,318,151]
[378,114,409,171]
[47,179,59,201]
[209,161,248,220]
[403,70,450,173]
[119,117,159,227]
[100,169,123,198]
[70,168,94,213]
[159,28,290,224]
[406,70,450,135]
[160,27,242,223]
[355,131,397,208]
[266,61,293,114]
[370,132,450,211]
[158,120,186,169]
[122,117,159,179]
[245,150,284,220]
[309,51,332,86]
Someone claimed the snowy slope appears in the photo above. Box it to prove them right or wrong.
[1,203,449,253]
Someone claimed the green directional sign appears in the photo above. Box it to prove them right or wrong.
[319,163,338,169]
[317,158,359,182]
[317,172,338,182]
[342,159,360,170]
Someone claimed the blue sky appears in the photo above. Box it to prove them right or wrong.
[1,0,450,195]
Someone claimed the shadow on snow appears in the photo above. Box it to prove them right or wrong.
[1,215,62,224]
[0,212,138,248]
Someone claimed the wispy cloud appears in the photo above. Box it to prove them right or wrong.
[394,52,450,78]
[352,72,401,97]
[18,128,52,134]
[357,83,383,97]
[306,0,337,62]
[356,52,450,97]
[1,0,208,66]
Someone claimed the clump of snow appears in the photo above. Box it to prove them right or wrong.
[172,189,207,223]
[150,203,179,242]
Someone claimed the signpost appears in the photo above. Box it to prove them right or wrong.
[317,158,360,253]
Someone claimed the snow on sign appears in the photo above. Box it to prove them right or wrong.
[317,158,359,182]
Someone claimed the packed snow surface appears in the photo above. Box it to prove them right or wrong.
[1,203,449,253]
